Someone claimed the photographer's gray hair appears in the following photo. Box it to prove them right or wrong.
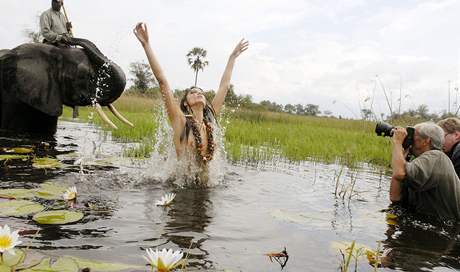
[414,122,444,150]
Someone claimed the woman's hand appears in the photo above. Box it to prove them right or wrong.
[133,22,149,46]
[230,39,249,59]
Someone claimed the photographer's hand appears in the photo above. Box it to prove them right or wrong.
[390,126,407,202]
[392,127,407,145]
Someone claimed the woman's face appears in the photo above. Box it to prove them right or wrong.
[186,88,206,107]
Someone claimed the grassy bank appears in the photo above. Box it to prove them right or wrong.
[61,93,393,167]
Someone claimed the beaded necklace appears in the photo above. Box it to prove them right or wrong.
[186,115,215,164]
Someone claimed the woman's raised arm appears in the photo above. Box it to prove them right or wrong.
[133,23,182,123]
[212,39,249,115]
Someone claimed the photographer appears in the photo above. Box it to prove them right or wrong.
[391,122,460,221]
[437,117,460,178]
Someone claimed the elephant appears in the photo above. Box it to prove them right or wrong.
[0,38,133,135]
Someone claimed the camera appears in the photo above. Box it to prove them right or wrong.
[375,122,415,149]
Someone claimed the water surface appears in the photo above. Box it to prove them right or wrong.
[1,121,459,271]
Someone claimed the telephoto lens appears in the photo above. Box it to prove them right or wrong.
[375,122,394,137]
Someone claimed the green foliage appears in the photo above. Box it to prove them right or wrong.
[128,61,157,92]
[224,110,390,167]
[61,94,392,167]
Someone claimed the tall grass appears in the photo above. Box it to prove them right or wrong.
[61,94,393,167]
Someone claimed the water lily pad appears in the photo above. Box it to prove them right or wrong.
[21,257,78,272]
[0,200,45,217]
[70,256,144,271]
[3,147,34,154]
[0,188,35,199]
[0,154,28,161]
[1,249,26,267]
[21,256,142,272]
[32,157,61,169]
[34,182,67,200]
[33,210,84,225]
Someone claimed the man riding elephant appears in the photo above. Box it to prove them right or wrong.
[40,0,81,117]
[40,0,73,47]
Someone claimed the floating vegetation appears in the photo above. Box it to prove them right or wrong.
[155,193,176,206]
[32,210,84,225]
[0,183,70,201]
[0,249,26,269]
[0,154,28,162]
[0,189,36,200]
[333,241,383,271]
[0,250,143,272]
[0,200,45,217]
[62,186,78,201]
[34,182,68,200]
[2,147,34,154]
[143,248,184,272]
[386,212,398,226]
[265,247,289,269]
[32,157,62,169]
[0,225,22,256]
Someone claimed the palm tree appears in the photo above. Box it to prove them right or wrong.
[186,47,209,86]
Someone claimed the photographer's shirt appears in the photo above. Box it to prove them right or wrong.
[403,150,460,221]
[447,141,460,179]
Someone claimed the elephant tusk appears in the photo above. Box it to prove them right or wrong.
[108,104,134,127]
[95,103,118,129]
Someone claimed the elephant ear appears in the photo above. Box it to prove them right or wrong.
[14,45,63,117]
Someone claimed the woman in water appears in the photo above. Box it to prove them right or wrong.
[133,22,248,184]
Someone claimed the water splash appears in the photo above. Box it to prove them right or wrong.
[90,62,112,107]
[143,104,226,187]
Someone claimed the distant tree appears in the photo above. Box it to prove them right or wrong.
[361,109,373,120]
[129,61,157,93]
[284,104,296,114]
[260,100,272,110]
[186,47,209,86]
[240,95,254,108]
[204,89,216,102]
[304,104,320,116]
[295,104,305,115]
[416,104,430,119]
[224,84,239,107]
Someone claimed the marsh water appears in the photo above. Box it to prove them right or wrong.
[1,121,460,271]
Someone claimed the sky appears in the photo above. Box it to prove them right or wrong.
[1,0,460,118]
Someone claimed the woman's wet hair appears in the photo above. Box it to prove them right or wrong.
[179,87,217,143]
[180,87,216,124]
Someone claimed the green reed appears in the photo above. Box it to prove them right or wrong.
[61,94,392,167]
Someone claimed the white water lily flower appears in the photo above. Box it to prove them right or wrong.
[0,225,22,255]
[62,186,78,200]
[155,193,176,206]
[143,248,183,272]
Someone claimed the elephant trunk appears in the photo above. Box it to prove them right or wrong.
[67,38,126,106]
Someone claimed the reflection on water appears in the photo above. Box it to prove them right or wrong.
[1,121,460,271]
